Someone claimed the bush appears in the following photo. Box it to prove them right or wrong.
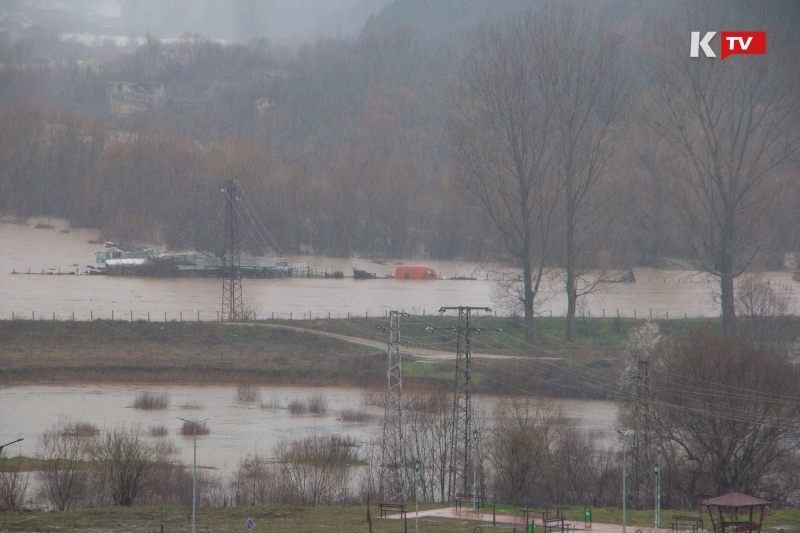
[236,383,261,403]
[133,391,170,410]
[339,408,370,423]
[179,398,204,410]
[287,398,306,415]
[149,425,169,437]
[92,426,155,506]
[61,421,99,437]
[179,421,210,436]
[306,392,328,414]
[260,393,282,410]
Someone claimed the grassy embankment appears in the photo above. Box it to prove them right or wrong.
[0,316,757,397]
[2,503,800,533]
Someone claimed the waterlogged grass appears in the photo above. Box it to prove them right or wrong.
[303,315,643,359]
[0,320,383,386]
[3,504,800,533]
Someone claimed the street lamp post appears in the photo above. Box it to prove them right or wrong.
[0,438,24,455]
[414,459,421,533]
[617,430,630,533]
[178,417,208,533]
[472,428,478,512]
[655,442,663,533]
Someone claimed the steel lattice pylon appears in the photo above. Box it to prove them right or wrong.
[442,306,489,501]
[221,179,243,321]
[380,311,405,503]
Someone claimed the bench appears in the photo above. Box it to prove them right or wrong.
[671,515,704,533]
[379,502,407,519]
[455,492,485,510]
[544,516,569,533]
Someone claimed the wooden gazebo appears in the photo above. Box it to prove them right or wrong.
[701,492,770,533]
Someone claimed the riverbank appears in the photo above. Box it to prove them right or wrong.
[0,317,643,398]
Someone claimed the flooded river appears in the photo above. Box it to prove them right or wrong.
[3,217,798,320]
[0,384,618,474]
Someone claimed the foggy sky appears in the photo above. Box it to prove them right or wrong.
[0,0,393,46]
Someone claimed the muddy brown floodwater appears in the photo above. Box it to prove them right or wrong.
[3,217,799,320]
[0,384,619,474]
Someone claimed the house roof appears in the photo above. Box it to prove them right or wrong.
[702,492,771,508]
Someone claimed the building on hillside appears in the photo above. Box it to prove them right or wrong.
[107,82,166,117]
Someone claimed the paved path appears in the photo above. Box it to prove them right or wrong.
[392,507,656,533]
[241,322,561,360]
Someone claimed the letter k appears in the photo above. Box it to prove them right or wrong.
[690,31,716,57]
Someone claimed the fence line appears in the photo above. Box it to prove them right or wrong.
[5,307,723,322]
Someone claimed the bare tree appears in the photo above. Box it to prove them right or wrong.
[450,13,560,342]
[403,390,455,503]
[488,396,565,506]
[451,6,625,342]
[276,434,357,506]
[645,325,800,506]
[92,426,155,506]
[0,455,29,511]
[36,419,92,511]
[734,275,795,349]
[644,20,800,334]
[533,6,627,341]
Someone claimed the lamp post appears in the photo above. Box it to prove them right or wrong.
[415,459,421,533]
[655,442,663,533]
[178,417,208,533]
[472,428,479,512]
[0,438,24,455]
[617,430,629,533]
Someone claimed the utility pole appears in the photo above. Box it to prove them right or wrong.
[436,306,491,501]
[379,311,406,503]
[221,179,243,321]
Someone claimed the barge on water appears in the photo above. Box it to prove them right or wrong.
[95,245,325,278]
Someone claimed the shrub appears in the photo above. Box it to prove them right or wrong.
[305,392,328,414]
[61,421,99,438]
[133,391,170,410]
[179,421,210,436]
[149,425,169,437]
[260,393,282,410]
[236,383,261,403]
[287,398,306,415]
[179,398,204,410]
[339,408,370,423]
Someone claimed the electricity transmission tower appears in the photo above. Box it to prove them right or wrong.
[221,179,243,321]
[439,306,491,501]
[379,311,406,503]
[630,359,650,508]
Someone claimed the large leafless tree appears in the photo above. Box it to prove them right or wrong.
[451,6,625,342]
[534,6,626,341]
[450,13,560,342]
[644,23,800,334]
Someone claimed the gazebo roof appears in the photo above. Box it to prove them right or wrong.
[702,492,771,508]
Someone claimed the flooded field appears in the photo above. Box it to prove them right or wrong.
[0,384,619,474]
[3,217,798,320]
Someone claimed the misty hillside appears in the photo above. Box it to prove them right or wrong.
[0,0,798,271]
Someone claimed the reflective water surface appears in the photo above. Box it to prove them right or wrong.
[4,217,797,320]
[0,384,618,473]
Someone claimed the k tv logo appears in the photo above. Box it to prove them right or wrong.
[690,31,766,59]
